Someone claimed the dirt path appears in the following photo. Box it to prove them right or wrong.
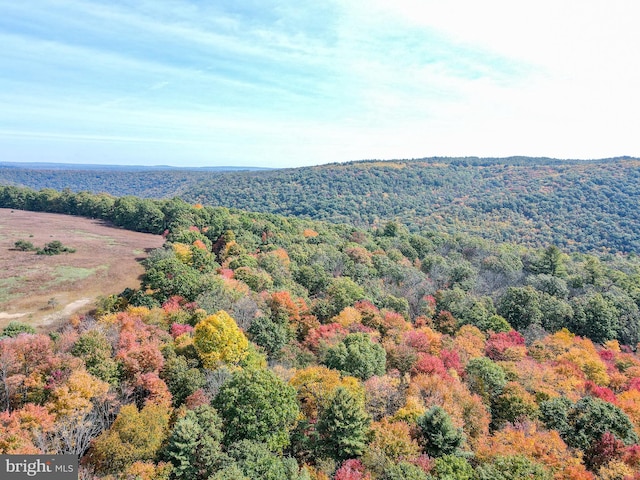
[0,312,26,320]
[1,298,94,329]
[40,298,93,325]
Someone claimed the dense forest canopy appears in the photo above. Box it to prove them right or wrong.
[2,156,640,254]
[2,186,640,478]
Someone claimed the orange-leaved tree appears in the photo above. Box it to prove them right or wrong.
[475,421,589,476]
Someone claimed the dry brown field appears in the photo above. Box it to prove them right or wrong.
[0,208,165,330]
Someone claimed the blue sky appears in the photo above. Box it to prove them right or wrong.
[1,1,638,168]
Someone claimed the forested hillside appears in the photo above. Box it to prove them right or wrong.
[2,189,640,478]
[2,157,640,254]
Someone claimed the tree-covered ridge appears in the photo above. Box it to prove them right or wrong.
[2,186,640,346]
[3,195,640,478]
[2,156,640,253]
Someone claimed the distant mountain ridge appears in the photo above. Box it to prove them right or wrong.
[0,161,272,172]
[1,156,639,253]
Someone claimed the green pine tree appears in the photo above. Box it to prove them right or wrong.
[160,405,227,480]
[316,387,371,461]
[417,406,465,458]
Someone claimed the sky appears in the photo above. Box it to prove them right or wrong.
[1,1,639,168]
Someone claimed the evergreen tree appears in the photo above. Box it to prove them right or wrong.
[160,405,227,480]
[417,406,465,458]
[208,464,250,480]
[531,245,567,277]
[317,387,371,461]
[226,440,305,480]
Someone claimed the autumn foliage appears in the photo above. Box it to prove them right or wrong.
[3,197,640,478]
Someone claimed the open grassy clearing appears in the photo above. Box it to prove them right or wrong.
[0,208,164,330]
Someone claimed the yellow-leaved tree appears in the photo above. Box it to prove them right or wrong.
[289,365,363,420]
[193,310,249,369]
[48,370,110,418]
[87,403,170,474]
